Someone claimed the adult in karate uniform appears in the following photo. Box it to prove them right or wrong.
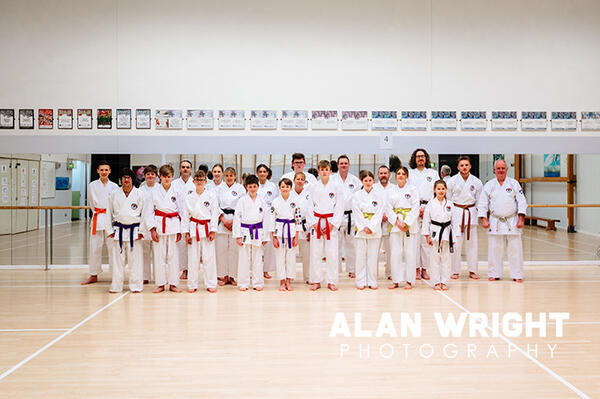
[446,156,483,280]
[144,164,184,293]
[291,172,312,283]
[307,160,344,291]
[181,170,220,293]
[139,164,159,284]
[374,165,393,279]
[257,164,279,280]
[281,153,318,188]
[331,155,361,278]
[352,170,384,290]
[477,160,527,282]
[216,167,246,285]
[386,167,420,290]
[206,163,224,192]
[408,148,439,280]
[172,160,194,280]
[82,161,119,285]
[107,168,146,293]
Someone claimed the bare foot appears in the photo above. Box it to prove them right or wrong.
[310,283,321,291]
[264,272,272,279]
[153,285,165,293]
[348,272,355,278]
[169,286,182,293]
[404,282,412,290]
[451,273,459,280]
[285,279,292,291]
[218,276,227,286]
[434,284,441,291]
[469,272,480,280]
[369,286,378,290]
[488,277,496,281]
[207,287,217,293]
[187,288,197,293]
[327,284,338,291]
[143,280,149,285]
[254,286,263,291]
[279,284,286,292]
[387,276,392,280]
[239,287,248,291]
[388,283,399,290]
[441,284,449,291]
[108,290,121,294]
[180,270,188,280]
[218,280,226,286]
[416,268,422,280]
[357,286,365,290]
[230,278,237,286]
[81,275,98,285]
[421,269,430,280]
[513,278,523,283]
[131,290,142,294]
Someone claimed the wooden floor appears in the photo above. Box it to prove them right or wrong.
[0,264,599,398]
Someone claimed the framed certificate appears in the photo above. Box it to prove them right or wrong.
[156,109,183,129]
[0,109,15,129]
[461,111,487,131]
[401,111,427,131]
[19,109,34,129]
[311,110,338,130]
[38,109,54,129]
[218,110,245,129]
[57,109,73,129]
[431,111,457,131]
[97,109,112,129]
[581,112,600,131]
[341,111,368,130]
[187,109,214,129]
[250,110,277,130]
[281,110,308,130]
[116,109,132,129]
[491,111,518,131]
[551,112,576,131]
[77,109,92,129]
[371,111,397,131]
[521,112,547,131]
[136,109,151,129]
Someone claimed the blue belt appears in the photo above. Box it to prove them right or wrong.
[113,222,140,252]
[276,218,294,249]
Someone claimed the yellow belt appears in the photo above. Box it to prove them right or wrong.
[389,208,411,236]
[354,212,375,233]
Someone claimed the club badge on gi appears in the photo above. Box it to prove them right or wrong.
[203,201,210,207]
[329,192,335,198]
[130,203,138,210]
[171,196,176,202]
[405,193,411,199]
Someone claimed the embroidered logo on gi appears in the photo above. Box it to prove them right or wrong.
[329,192,335,198]
[188,190,193,195]
[470,185,475,191]
[290,202,296,208]
[372,201,378,207]
[171,196,176,202]
[306,195,309,200]
[259,207,263,213]
[204,201,210,207]
[519,189,523,194]
[405,194,411,199]
[349,184,355,189]
[131,203,138,210]
[446,206,452,212]
[267,191,272,196]
[232,191,238,196]
[506,187,513,193]
[426,176,432,182]
[270,206,275,214]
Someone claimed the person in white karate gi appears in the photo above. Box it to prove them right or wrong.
[352,170,384,290]
[281,153,318,188]
[233,174,268,291]
[107,168,145,293]
[268,178,299,291]
[408,148,439,281]
[440,165,452,183]
[144,164,184,293]
[374,165,393,280]
[446,156,483,280]
[172,160,194,281]
[205,163,224,192]
[307,160,344,291]
[291,172,312,284]
[257,164,279,280]
[422,180,460,290]
[477,159,527,283]
[181,170,220,293]
[386,167,420,290]
[82,161,119,285]
[332,155,361,278]
[216,167,246,286]
[139,164,159,284]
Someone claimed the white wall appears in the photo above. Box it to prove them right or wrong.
[38,155,72,227]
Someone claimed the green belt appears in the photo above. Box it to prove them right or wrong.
[354,212,375,233]
[389,207,411,236]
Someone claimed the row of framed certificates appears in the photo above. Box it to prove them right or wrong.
[1,109,599,131]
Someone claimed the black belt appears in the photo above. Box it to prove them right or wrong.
[420,200,428,205]
[221,208,235,215]
[431,220,454,253]
[344,210,352,234]
[301,218,307,233]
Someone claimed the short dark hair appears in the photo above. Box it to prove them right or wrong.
[278,178,293,188]
[457,155,471,164]
[307,168,318,178]
[396,166,410,177]
[180,160,192,168]
[337,154,349,163]
[198,164,209,173]
[212,163,223,172]
[318,160,330,170]
[256,164,272,180]
[359,170,374,181]
[330,160,338,173]
[143,164,158,175]
[97,160,110,169]
[245,174,259,186]
[291,153,305,162]
[120,168,136,180]
[378,165,390,172]
[194,170,207,180]
[409,148,431,169]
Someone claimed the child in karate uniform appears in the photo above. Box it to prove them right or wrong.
[181,170,220,293]
[269,178,299,291]
[352,170,384,290]
[291,172,311,283]
[422,180,460,291]
[233,174,268,291]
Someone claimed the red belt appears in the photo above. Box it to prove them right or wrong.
[155,210,180,234]
[454,203,475,240]
[92,208,106,235]
[190,217,210,241]
[314,212,334,240]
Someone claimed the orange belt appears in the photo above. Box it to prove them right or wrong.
[314,212,334,240]
[190,217,210,241]
[454,203,476,240]
[155,210,180,234]
[92,208,106,235]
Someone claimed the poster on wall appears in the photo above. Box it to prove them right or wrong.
[491,111,518,130]
[461,111,487,130]
[116,109,132,129]
[341,111,368,130]
[19,109,34,129]
[187,109,213,129]
[401,111,427,130]
[581,112,600,131]
[551,112,577,131]
[97,109,112,129]
[281,110,308,129]
[135,109,151,129]
[521,111,547,131]
[57,109,73,129]
[77,109,92,129]
[155,109,183,129]
[250,110,277,130]
[431,111,457,131]
[311,110,338,130]
[371,111,397,131]
[38,109,53,129]
[0,109,15,129]
[218,110,245,129]
[543,154,560,177]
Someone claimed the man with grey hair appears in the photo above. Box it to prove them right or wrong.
[477,159,527,282]
[440,165,452,183]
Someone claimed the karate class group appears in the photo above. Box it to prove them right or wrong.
[82,148,527,294]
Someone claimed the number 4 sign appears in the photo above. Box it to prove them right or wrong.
[379,132,393,149]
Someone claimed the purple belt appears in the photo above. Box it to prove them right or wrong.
[276,218,294,249]
[241,222,263,240]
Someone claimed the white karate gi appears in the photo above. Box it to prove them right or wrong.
[216,182,246,279]
[447,173,483,275]
[181,189,220,290]
[422,198,460,285]
[281,170,318,189]
[374,182,393,278]
[291,188,311,282]
[268,195,299,280]
[107,187,145,292]
[172,177,195,273]
[306,179,344,286]
[352,188,384,288]
[386,184,420,284]
[88,179,119,276]
[258,180,279,275]
[139,183,158,281]
[332,173,361,274]
[233,194,268,289]
[409,167,440,271]
[477,177,528,279]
